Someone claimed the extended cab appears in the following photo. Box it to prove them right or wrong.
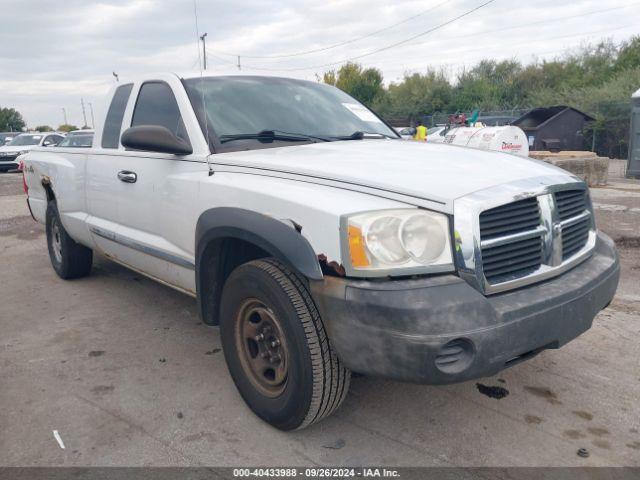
[23,73,619,430]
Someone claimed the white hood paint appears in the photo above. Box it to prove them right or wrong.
[211,140,575,212]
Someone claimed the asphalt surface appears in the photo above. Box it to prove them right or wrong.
[1,171,639,467]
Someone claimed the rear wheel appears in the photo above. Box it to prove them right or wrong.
[220,258,350,430]
[46,201,93,279]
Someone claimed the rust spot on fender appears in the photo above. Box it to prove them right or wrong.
[317,254,346,277]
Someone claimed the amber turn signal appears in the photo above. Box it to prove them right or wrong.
[348,225,370,267]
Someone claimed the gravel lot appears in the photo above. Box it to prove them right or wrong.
[1,171,639,467]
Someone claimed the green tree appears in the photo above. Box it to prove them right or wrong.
[615,36,640,72]
[35,125,53,132]
[57,124,79,133]
[0,107,26,132]
[323,62,385,107]
[376,70,452,119]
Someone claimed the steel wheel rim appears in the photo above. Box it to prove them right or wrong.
[51,219,63,264]
[234,298,288,398]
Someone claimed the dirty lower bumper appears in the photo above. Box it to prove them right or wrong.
[310,232,619,384]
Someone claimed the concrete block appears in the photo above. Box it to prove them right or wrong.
[529,151,609,186]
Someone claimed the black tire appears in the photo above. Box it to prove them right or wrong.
[46,201,93,279]
[220,258,350,430]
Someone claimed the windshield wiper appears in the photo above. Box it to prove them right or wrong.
[332,131,395,141]
[219,130,330,144]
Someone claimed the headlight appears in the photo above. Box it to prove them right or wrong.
[343,209,453,276]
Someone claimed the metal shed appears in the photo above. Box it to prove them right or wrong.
[628,88,640,178]
[512,106,595,152]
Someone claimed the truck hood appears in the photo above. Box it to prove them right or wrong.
[211,140,576,213]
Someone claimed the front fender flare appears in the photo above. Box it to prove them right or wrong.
[195,207,323,323]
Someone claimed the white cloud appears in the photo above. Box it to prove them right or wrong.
[0,0,638,127]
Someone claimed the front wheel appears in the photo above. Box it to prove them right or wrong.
[46,201,93,279]
[220,258,350,430]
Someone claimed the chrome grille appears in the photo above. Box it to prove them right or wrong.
[453,178,597,295]
[479,198,543,283]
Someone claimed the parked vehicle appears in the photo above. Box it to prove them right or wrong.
[0,132,64,172]
[395,126,415,140]
[426,125,447,142]
[57,131,93,148]
[23,73,619,430]
[66,129,95,136]
[0,132,22,145]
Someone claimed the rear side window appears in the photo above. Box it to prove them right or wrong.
[102,83,133,149]
[131,82,189,143]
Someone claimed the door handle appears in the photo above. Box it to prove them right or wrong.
[117,170,137,183]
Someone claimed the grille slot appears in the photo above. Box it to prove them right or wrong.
[482,236,543,282]
[555,189,590,259]
[555,189,587,220]
[562,217,591,259]
[479,197,541,239]
[479,198,543,283]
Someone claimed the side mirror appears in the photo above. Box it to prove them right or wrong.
[121,125,193,155]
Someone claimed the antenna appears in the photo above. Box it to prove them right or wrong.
[193,0,212,176]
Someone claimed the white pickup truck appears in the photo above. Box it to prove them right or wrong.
[23,73,619,430]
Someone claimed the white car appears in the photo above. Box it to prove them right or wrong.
[395,126,415,140]
[426,125,447,143]
[0,132,64,172]
[23,73,619,430]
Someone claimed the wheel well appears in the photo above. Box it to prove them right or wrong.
[198,237,270,325]
[42,181,55,203]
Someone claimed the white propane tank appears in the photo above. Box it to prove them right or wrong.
[442,126,529,157]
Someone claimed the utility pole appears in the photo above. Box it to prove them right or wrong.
[237,55,241,71]
[200,32,208,70]
[88,102,95,128]
[62,108,68,126]
[81,98,88,128]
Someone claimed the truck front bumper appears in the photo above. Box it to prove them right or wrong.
[310,232,619,384]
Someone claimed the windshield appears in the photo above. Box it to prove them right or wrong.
[8,134,42,146]
[58,134,93,147]
[183,76,397,150]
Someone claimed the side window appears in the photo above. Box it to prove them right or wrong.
[43,135,57,146]
[102,83,133,149]
[131,82,189,144]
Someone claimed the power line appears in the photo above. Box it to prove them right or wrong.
[210,0,453,59]
[237,0,497,72]
[363,23,636,71]
[211,0,640,69]
[410,0,640,48]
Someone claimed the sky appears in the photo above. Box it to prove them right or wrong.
[1,0,639,128]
